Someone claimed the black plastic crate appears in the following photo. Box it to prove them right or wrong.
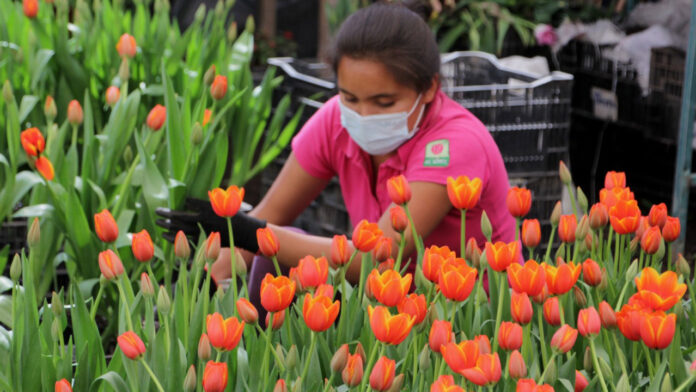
[650,47,685,102]
[0,218,27,263]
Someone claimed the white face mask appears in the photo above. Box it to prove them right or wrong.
[339,94,425,156]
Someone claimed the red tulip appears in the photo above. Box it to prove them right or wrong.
[461,353,502,386]
[256,227,279,257]
[599,301,617,329]
[294,255,329,289]
[508,350,526,379]
[210,75,228,100]
[260,274,296,312]
[575,370,589,392]
[609,199,641,234]
[397,293,427,325]
[616,302,647,341]
[604,171,626,189]
[577,307,601,337]
[582,258,602,287]
[543,297,560,326]
[35,156,55,181]
[423,245,456,283]
[431,375,465,392]
[67,100,83,126]
[550,324,578,353]
[208,185,244,217]
[94,209,119,243]
[145,104,166,131]
[521,219,541,248]
[315,283,334,299]
[23,0,38,18]
[558,214,577,243]
[389,205,408,233]
[55,379,72,392]
[662,216,681,243]
[98,249,124,280]
[20,127,45,157]
[634,267,686,311]
[368,305,415,345]
[342,353,363,387]
[544,261,581,295]
[429,320,453,353]
[117,331,146,360]
[236,298,258,324]
[641,226,662,255]
[589,203,609,229]
[352,220,383,252]
[447,176,483,210]
[441,340,480,375]
[206,312,245,351]
[507,187,532,217]
[507,260,546,296]
[511,291,533,325]
[131,229,154,262]
[648,203,668,228]
[438,259,477,302]
[106,86,120,106]
[386,174,412,205]
[474,335,492,355]
[372,236,393,262]
[205,232,221,260]
[273,379,287,392]
[302,292,340,332]
[116,33,137,59]
[484,241,519,272]
[202,361,228,392]
[330,234,351,266]
[498,322,523,351]
[266,309,285,330]
[369,356,396,391]
[640,310,676,350]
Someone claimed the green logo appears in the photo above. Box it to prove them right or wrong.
[424,139,450,167]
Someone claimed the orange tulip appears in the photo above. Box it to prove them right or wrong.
[389,205,408,233]
[640,311,676,350]
[550,324,578,353]
[117,331,146,360]
[98,249,124,280]
[589,203,609,229]
[640,226,661,255]
[532,284,550,305]
[429,320,453,353]
[511,291,533,325]
[474,335,491,354]
[508,350,526,379]
[146,104,166,131]
[201,109,213,128]
[521,219,541,248]
[94,209,119,243]
[498,322,523,350]
[558,214,577,243]
[441,340,479,374]
[577,307,601,337]
[342,353,364,387]
[431,375,465,392]
[21,128,45,157]
[260,274,296,312]
[256,227,279,257]
[208,186,244,217]
[609,199,641,234]
[604,171,626,189]
[616,303,647,341]
[662,216,681,243]
[438,259,477,302]
[265,309,285,330]
[273,379,287,392]
[236,298,259,324]
[202,361,228,392]
[582,258,602,287]
[599,301,616,329]
[647,203,668,228]
[302,292,340,332]
[102,86,119,106]
[352,220,383,252]
[368,305,415,345]
[423,245,456,283]
[116,33,137,59]
[543,297,560,326]
[205,232,221,260]
[507,187,532,217]
[372,236,393,262]
[23,0,38,18]
[67,100,83,126]
[461,352,502,386]
[386,174,411,205]
[397,293,427,325]
[210,75,228,100]
[447,176,482,210]
[35,156,55,181]
[330,234,351,266]
[315,283,334,299]
[485,241,519,272]
[600,186,634,210]
[634,267,686,311]
[544,261,581,295]
[131,229,154,262]
[206,312,244,351]
[575,370,589,392]
[294,255,329,289]
[55,379,72,392]
[369,356,396,391]
[515,379,538,392]
[507,260,546,296]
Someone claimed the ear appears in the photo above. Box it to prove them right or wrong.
[422,74,440,104]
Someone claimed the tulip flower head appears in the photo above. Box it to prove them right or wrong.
[431,375,465,392]
[521,219,541,248]
[330,234,351,266]
[507,187,532,217]
[205,232,221,261]
[484,241,519,272]
[117,331,146,360]
[23,0,38,18]
[609,199,641,235]
[210,75,228,100]
[260,274,296,312]
[647,203,668,228]
[35,156,55,181]
[236,298,259,324]
[174,230,191,259]
[461,352,502,386]
[616,302,647,341]
[55,379,73,392]
[266,309,285,330]
[558,214,577,243]
[640,310,676,350]
[368,305,415,345]
[575,370,589,392]
[498,322,523,350]
[146,104,167,131]
[302,291,340,332]
[543,297,560,326]
[510,291,533,325]
[94,209,119,243]
[599,301,617,329]
[589,203,609,229]
[352,219,383,252]
[508,260,546,296]
[202,361,228,392]
[20,127,45,157]
[106,86,120,105]
[550,324,578,353]
[342,353,364,387]
[423,245,456,283]
[256,227,280,257]
[447,175,483,210]
[131,229,154,262]
[369,356,396,391]
[206,312,245,351]
[544,261,581,295]
[389,205,409,233]
[441,340,480,375]
[438,260,477,301]
[397,293,427,325]
[577,307,601,337]
[634,267,687,311]
[203,108,213,127]
[429,320,453,353]
[386,174,412,205]
[508,350,527,379]
[208,185,244,217]
[67,100,83,126]
[372,236,393,262]
[116,33,137,58]
[98,249,124,280]
[605,171,626,189]
[640,226,662,255]
[662,216,681,243]
[294,255,329,289]
[582,258,602,287]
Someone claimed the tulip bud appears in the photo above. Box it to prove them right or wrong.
[183,365,197,392]
[51,318,62,342]
[655,237,666,261]
[236,298,258,324]
[599,301,616,329]
[573,286,587,308]
[676,254,690,278]
[27,217,40,247]
[542,356,557,384]
[227,22,238,43]
[174,231,190,259]
[386,374,404,392]
[3,80,14,102]
[273,379,288,392]
[51,291,63,317]
[10,254,21,283]
[198,334,211,361]
[465,237,481,268]
[140,273,154,297]
[616,374,630,392]
[122,145,133,164]
[626,259,638,281]
[286,344,298,371]
[67,100,83,126]
[214,0,224,17]
[661,372,673,392]
[291,378,303,392]
[418,344,430,371]
[235,249,247,277]
[204,65,216,86]
[194,248,206,269]
[629,235,639,254]
[480,210,492,241]
[583,346,593,372]
[205,232,221,261]
[245,15,255,33]
[575,215,589,242]
[194,4,206,23]
[550,201,562,226]
[157,285,171,315]
[559,161,572,185]
[554,243,565,262]
[118,59,130,81]
[191,122,203,145]
[331,344,350,373]
[45,96,57,121]
[509,350,526,379]
[674,301,684,322]
[355,343,367,363]
[266,310,285,330]
[577,186,588,213]
[276,344,287,368]
[598,270,609,292]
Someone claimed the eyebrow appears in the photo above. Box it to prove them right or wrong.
[339,87,397,100]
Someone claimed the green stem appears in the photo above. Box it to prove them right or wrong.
[140,358,166,392]
[189,262,203,323]
[543,225,557,263]
[643,343,655,378]
[632,341,638,372]
[460,209,467,259]
[404,205,424,257]
[112,155,140,219]
[537,305,548,365]
[162,316,171,356]
[271,255,282,276]
[538,352,557,384]
[90,281,105,321]
[515,217,520,243]
[322,373,335,392]
[667,246,672,271]
[201,262,213,331]
[336,253,356,343]
[450,300,457,328]
[300,332,318,387]
[254,324,286,372]
[395,232,406,272]
[227,217,238,311]
[614,233,620,278]
[611,331,629,378]
[674,374,696,392]
[491,272,506,353]
[360,342,384,391]
[116,278,135,332]
[589,338,609,392]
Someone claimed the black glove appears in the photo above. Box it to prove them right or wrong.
[155,197,266,253]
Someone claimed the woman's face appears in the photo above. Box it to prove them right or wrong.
[337,56,437,133]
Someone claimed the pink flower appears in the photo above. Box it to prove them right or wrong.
[534,24,558,46]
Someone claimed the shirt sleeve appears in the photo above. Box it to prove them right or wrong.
[290,97,340,180]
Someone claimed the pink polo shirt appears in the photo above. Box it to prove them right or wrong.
[291,90,517,258]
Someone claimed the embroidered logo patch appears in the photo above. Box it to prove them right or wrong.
[424,139,450,167]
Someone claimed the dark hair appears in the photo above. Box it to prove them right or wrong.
[330,2,440,94]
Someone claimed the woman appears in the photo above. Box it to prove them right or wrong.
[158,2,517,315]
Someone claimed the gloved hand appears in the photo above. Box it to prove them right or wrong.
[155,197,266,253]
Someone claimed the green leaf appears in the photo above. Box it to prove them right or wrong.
[18,95,39,124]
[30,49,54,91]
[90,371,131,392]
[13,203,54,218]
[134,131,169,211]
[161,63,187,182]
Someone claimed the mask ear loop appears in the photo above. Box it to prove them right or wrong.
[408,94,426,134]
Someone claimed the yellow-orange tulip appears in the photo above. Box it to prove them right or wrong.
[208,186,244,217]
[447,176,482,210]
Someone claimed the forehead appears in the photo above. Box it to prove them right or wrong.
[336,57,406,96]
